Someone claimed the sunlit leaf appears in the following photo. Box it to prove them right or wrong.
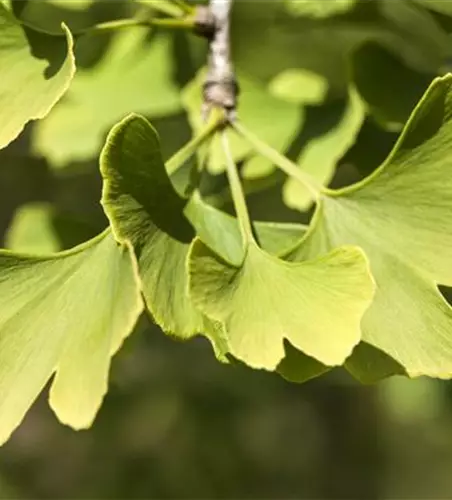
[0,3,75,149]
[188,238,374,371]
[185,192,307,264]
[100,114,309,358]
[0,229,143,444]
[34,29,180,167]
[289,74,452,379]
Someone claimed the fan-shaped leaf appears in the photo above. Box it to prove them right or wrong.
[189,238,374,370]
[100,114,308,357]
[0,3,75,149]
[0,229,142,444]
[34,29,180,167]
[289,74,452,379]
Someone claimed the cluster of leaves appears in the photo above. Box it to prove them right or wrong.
[1,0,452,444]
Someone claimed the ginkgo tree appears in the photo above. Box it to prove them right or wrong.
[1,0,452,444]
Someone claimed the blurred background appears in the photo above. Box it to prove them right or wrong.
[2,0,452,498]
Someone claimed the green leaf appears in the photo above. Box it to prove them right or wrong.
[285,0,357,19]
[5,203,60,254]
[346,343,405,384]
[34,29,180,167]
[188,239,374,370]
[378,0,451,72]
[352,42,433,130]
[231,0,449,94]
[412,0,452,17]
[0,3,75,149]
[100,114,309,359]
[277,341,330,383]
[0,228,143,444]
[288,74,452,379]
[182,68,301,175]
[283,88,365,211]
[185,192,307,265]
[100,113,202,338]
[268,69,328,106]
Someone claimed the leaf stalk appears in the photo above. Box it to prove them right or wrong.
[83,16,196,35]
[231,121,321,201]
[222,131,254,245]
[166,111,225,175]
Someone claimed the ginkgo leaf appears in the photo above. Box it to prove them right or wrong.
[188,238,374,370]
[185,191,307,265]
[186,127,374,373]
[100,114,201,337]
[34,28,180,167]
[0,3,75,149]
[288,74,452,379]
[100,114,308,356]
[182,68,301,175]
[283,88,365,211]
[0,228,143,445]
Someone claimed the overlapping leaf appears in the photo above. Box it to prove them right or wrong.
[352,42,433,130]
[288,74,452,379]
[0,229,143,444]
[231,0,450,92]
[5,203,60,254]
[0,2,75,149]
[283,88,365,211]
[34,29,180,167]
[100,114,309,358]
[189,238,374,370]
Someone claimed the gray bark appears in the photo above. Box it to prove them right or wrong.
[203,0,238,120]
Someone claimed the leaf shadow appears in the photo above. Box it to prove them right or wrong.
[23,27,68,80]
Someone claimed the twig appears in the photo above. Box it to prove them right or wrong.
[203,0,238,121]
